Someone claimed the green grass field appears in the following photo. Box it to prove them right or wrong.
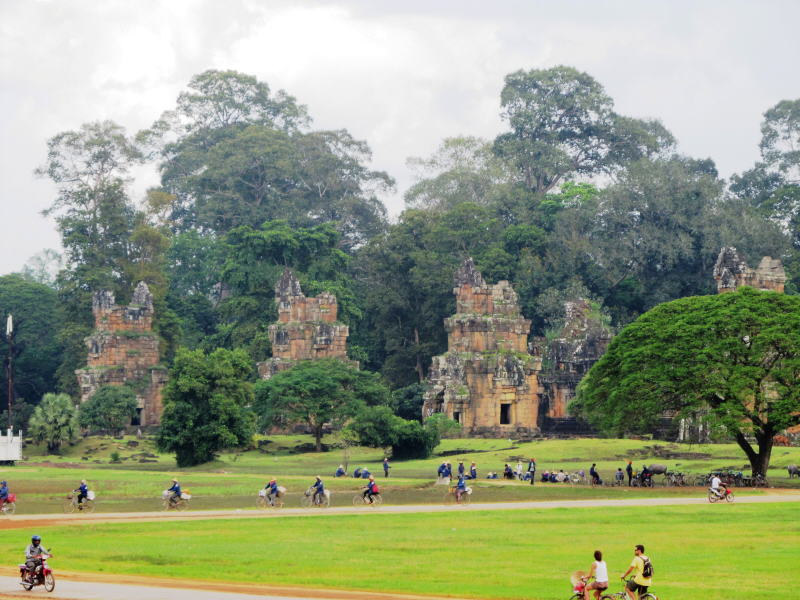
[3,435,798,513]
[1,503,795,600]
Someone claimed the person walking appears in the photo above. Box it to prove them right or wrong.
[626,461,633,486]
[527,457,536,485]
[383,458,391,478]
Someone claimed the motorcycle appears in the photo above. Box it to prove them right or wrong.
[708,486,735,503]
[19,551,55,592]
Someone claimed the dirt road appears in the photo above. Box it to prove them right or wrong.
[3,492,798,530]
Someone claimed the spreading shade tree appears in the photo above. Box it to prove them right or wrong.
[574,288,800,476]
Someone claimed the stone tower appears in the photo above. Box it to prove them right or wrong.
[422,258,541,436]
[257,269,355,379]
[713,247,786,293]
[535,298,612,425]
[75,282,167,426]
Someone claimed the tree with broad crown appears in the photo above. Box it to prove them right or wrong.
[573,288,800,476]
[27,393,79,454]
[254,358,390,452]
[157,347,255,467]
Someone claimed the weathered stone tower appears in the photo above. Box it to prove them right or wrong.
[713,247,786,293]
[257,269,354,379]
[422,258,541,436]
[75,282,167,426]
[535,299,612,428]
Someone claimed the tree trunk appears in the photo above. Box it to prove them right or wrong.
[734,430,773,477]
[414,328,425,383]
[314,424,323,453]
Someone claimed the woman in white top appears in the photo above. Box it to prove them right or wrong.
[585,550,609,600]
[515,461,523,479]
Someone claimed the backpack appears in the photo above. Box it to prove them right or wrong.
[641,556,653,578]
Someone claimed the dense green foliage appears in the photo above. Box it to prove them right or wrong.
[15,64,799,449]
[27,393,79,453]
[574,289,800,474]
[78,385,138,435]
[156,348,255,466]
[347,407,459,458]
[254,358,390,451]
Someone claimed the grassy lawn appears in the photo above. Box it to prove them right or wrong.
[0,503,795,600]
[3,435,798,513]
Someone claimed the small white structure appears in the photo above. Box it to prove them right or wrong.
[0,428,22,462]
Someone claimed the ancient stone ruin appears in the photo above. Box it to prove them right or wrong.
[713,247,786,293]
[534,299,612,429]
[257,268,355,379]
[75,282,167,426]
[422,258,541,436]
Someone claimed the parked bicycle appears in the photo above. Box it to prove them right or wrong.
[63,492,95,513]
[665,471,686,487]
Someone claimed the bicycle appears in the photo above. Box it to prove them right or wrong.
[257,490,284,509]
[601,579,657,600]
[63,493,95,513]
[301,487,330,508]
[353,492,383,507]
[443,486,471,505]
[161,492,190,511]
[0,493,16,515]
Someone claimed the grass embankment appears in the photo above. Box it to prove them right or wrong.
[4,436,798,513]
[1,503,795,600]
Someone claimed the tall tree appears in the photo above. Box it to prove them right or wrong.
[28,393,79,454]
[157,347,255,467]
[574,289,800,476]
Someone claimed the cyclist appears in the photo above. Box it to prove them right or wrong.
[0,480,8,507]
[24,535,46,583]
[74,479,89,509]
[583,550,609,600]
[620,544,652,600]
[362,475,379,504]
[311,476,325,505]
[265,478,280,506]
[167,478,181,506]
[454,474,467,502]
[589,463,601,485]
[709,473,728,499]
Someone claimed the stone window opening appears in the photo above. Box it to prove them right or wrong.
[500,403,511,425]
[453,411,460,424]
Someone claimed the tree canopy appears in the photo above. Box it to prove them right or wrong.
[574,288,800,475]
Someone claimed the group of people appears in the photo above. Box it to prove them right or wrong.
[334,458,391,479]
[2,479,92,510]
[579,545,654,600]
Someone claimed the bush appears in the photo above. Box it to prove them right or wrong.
[79,385,137,435]
[27,393,79,453]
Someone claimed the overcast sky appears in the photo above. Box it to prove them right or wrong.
[1,0,799,274]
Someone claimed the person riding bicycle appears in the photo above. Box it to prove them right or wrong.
[265,478,280,506]
[0,480,8,507]
[74,479,89,508]
[311,476,325,505]
[454,474,467,502]
[583,549,609,600]
[362,475,379,504]
[709,474,728,498]
[621,544,652,600]
[24,535,46,583]
[167,478,181,506]
[589,463,601,485]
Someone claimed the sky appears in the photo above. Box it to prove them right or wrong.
[1,0,799,274]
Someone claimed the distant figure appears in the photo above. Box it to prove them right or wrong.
[527,457,536,486]
[515,461,523,479]
[444,462,452,478]
[458,461,465,477]
[468,462,477,479]
[383,458,391,478]
[615,468,624,485]
[334,465,346,478]
[555,469,567,483]
[589,463,600,485]
[503,464,514,480]
[626,461,633,486]
[437,462,447,479]
[353,467,363,479]
[541,470,550,482]
[361,468,371,479]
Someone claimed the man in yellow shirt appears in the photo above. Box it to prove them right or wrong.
[620,544,652,599]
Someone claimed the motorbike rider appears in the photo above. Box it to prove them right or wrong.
[24,535,47,583]
[74,479,89,508]
[362,475,379,504]
[311,476,325,505]
[0,480,8,507]
[265,478,280,506]
[167,478,181,506]
[710,474,728,498]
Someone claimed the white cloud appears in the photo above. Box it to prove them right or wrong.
[1,0,799,273]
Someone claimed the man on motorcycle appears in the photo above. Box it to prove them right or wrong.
[362,475,379,504]
[74,480,89,508]
[265,478,280,506]
[710,474,728,498]
[311,476,325,505]
[167,478,181,506]
[24,535,46,583]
